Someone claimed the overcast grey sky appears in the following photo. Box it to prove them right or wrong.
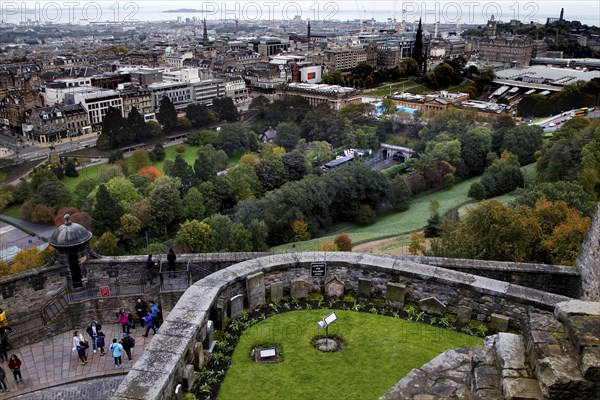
[2,1,599,26]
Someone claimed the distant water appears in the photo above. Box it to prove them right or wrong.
[0,1,597,27]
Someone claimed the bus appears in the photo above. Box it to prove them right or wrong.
[574,108,589,118]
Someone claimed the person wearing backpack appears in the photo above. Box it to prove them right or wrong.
[109,338,124,368]
[121,333,135,362]
[96,332,106,356]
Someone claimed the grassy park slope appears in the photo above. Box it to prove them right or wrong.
[272,176,479,252]
[218,310,481,400]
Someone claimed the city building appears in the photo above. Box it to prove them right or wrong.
[118,85,154,119]
[323,46,368,71]
[64,88,123,130]
[390,91,469,113]
[23,102,90,143]
[148,82,193,112]
[276,83,361,111]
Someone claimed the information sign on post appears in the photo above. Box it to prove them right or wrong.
[311,262,327,277]
[99,286,111,298]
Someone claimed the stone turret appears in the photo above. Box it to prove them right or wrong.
[48,214,92,289]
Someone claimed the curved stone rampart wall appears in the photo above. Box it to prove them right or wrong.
[577,203,600,301]
[112,252,572,400]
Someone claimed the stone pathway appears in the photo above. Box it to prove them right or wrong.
[0,324,154,399]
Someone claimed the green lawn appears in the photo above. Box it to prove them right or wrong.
[405,85,434,95]
[448,79,473,93]
[219,310,481,400]
[272,177,479,252]
[0,170,6,182]
[62,144,200,190]
[367,79,415,98]
[2,204,21,218]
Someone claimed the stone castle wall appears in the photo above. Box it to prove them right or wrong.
[576,203,600,301]
[112,253,572,400]
[399,256,580,297]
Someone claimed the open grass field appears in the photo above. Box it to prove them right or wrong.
[219,310,481,400]
[448,79,473,93]
[367,79,415,98]
[2,204,21,219]
[272,177,479,252]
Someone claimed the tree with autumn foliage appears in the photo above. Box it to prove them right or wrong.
[430,199,590,265]
[318,242,339,251]
[291,219,310,242]
[334,233,353,251]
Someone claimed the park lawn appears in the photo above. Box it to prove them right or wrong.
[0,170,6,182]
[62,144,199,190]
[219,310,481,400]
[272,177,479,252]
[406,84,434,95]
[2,204,21,218]
[448,79,473,93]
[367,79,415,98]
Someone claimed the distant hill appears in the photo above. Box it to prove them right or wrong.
[163,9,205,13]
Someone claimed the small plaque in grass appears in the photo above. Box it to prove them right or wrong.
[254,347,281,364]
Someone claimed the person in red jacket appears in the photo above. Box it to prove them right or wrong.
[8,354,22,384]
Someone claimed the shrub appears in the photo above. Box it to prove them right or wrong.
[175,144,186,153]
[138,166,162,182]
[355,205,376,225]
[318,242,339,251]
[334,233,353,251]
[108,150,124,164]
[31,204,55,224]
[54,207,79,226]
[10,248,42,274]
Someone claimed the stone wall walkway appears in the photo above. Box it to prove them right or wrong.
[0,324,154,399]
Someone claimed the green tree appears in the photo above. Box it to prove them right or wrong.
[229,223,253,252]
[99,106,130,149]
[117,214,142,249]
[459,127,493,176]
[105,176,143,208]
[248,219,269,251]
[186,103,218,128]
[32,181,74,211]
[175,220,215,253]
[95,232,119,256]
[64,158,78,178]
[148,176,183,236]
[131,149,151,172]
[503,124,544,165]
[255,157,288,192]
[355,204,376,225]
[468,181,487,201]
[193,148,217,184]
[321,70,347,86]
[96,164,125,184]
[108,149,124,164]
[149,143,166,162]
[391,174,411,211]
[170,155,194,191]
[0,190,13,213]
[157,96,178,132]
[204,214,233,251]
[512,181,596,217]
[227,163,262,201]
[92,184,124,235]
[213,123,250,156]
[30,168,58,192]
[127,107,151,141]
[281,150,308,181]
[399,57,419,76]
[182,187,205,220]
[212,97,239,122]
[274,121,301,151]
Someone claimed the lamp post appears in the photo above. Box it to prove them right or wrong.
[317,312,337,345]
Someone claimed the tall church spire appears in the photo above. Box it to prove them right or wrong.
[203,19,209,46]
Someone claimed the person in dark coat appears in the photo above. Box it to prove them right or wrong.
[120,332,135,362]
[135,298,148,327]
[167,248,176,278]
[146,255,155,285]
[85,320,102,354]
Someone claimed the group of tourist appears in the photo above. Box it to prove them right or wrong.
[146,249,177,285]
[71,298,162,368]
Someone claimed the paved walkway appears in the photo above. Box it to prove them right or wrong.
[0,324,154,399]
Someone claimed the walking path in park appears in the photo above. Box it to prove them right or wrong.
[0,324,154,399]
